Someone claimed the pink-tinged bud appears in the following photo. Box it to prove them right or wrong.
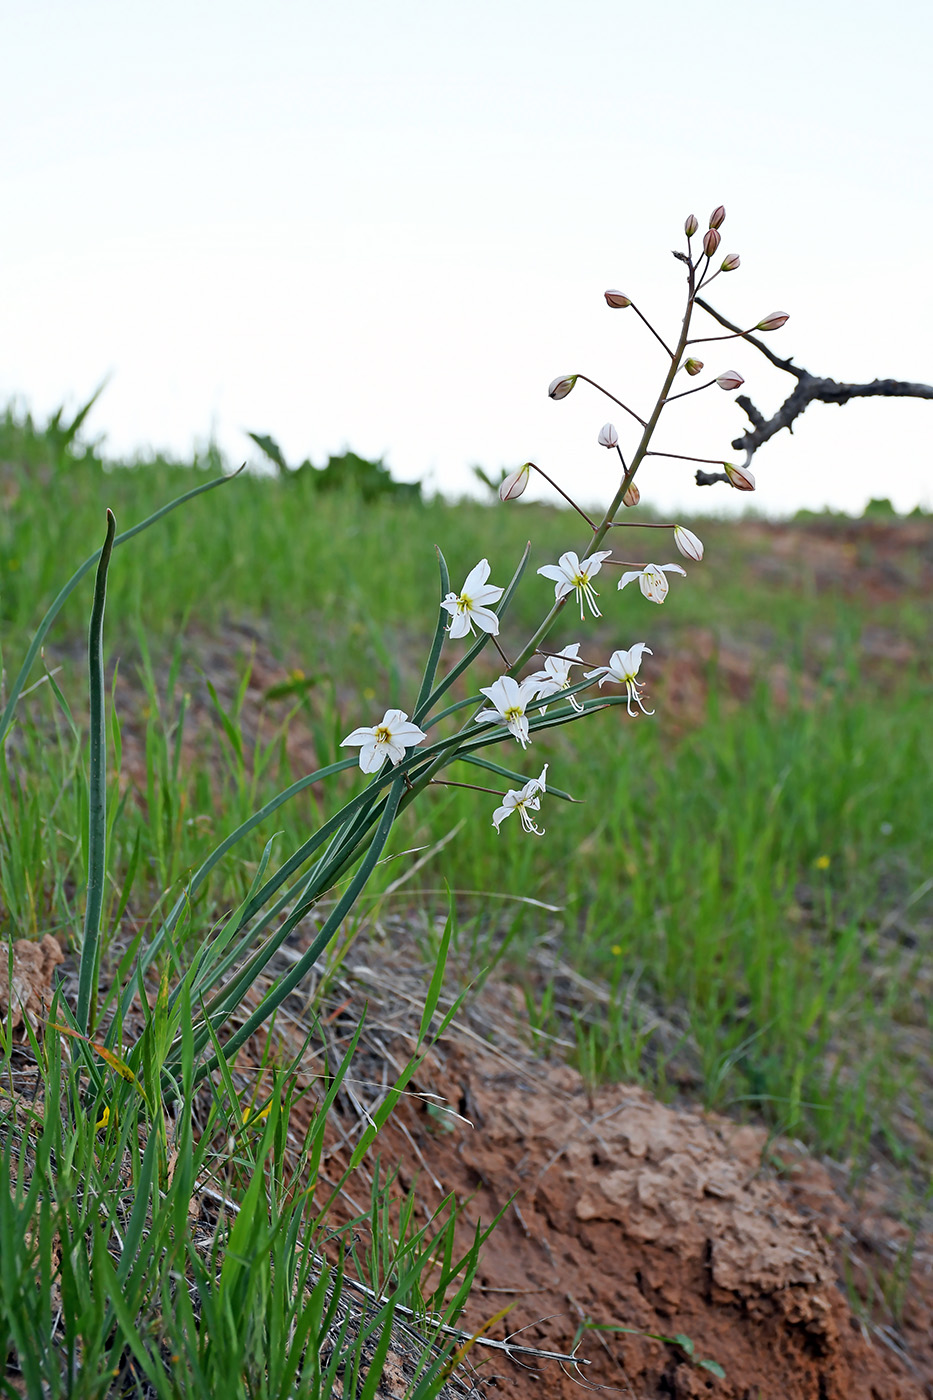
[499,462,531,501]
[604,290,632,309]
[724,462,756,491]
[597,422,619,449]
[756,311,790,332]
[702,228,721,257]
[684,358,704,377]
[548,374,578,400]
[684,214,698,237]
[716,370,745,391]
[709,204,726,229]
[622,482,640,507]
[674,525,704,562]
[720,253,740,272]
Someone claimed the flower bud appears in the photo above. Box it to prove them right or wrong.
[499,462,532,501]
[720,253,740,272]
[622,482,640,507]
[684,214,698,237]
[716,370,745,391]
[684,358,704,376]
[702,228,721,257]
[724,462,756,491]
[673,525,704,562]
[548,374,578,400]
[756,311,789,331]
[604,290,632,309]
[709,204,726,229]
[597,422,619,449]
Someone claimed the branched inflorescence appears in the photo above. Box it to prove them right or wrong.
[341,205,788,838]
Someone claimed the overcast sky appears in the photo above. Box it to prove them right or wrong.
[2,0,931,516]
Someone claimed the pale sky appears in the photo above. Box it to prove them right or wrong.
[2,0,931,516]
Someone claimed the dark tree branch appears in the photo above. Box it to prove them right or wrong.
[692,295,933,486]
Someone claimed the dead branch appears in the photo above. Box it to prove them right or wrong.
[692,296,933,487]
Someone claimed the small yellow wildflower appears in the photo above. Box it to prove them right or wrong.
[814,854,830,870]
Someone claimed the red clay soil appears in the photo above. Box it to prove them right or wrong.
[308,1015,933,1400]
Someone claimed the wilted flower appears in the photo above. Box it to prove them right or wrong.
[341,709,427,773]
[537,549,613,620]
[548,374,579,399]
[597,422,619,449]
[684,358,704,376]
[441,559,504,638]
[684,214,699,237]
[724,462,756,491]
[716,370,745,391]
[622,483,640,507]
[499,463,532,501]
[616,561,686,604]
[527,643,585,712]
[673,525,704,561]
[703,228,721,257]
[585,644,654,717]
[604,290,632,308]
[477,676,539,748]
[492,765,549,835]
[709,204,726,229]
[756,311,789,331]
[720,253,741,272]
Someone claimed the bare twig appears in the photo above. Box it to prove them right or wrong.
[693,296,933,485]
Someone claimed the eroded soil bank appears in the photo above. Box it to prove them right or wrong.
[288,949,933,1399]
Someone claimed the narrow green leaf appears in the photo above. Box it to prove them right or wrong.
[76,507,116,1037]
[0,465,244,745]
[413,547,452,722]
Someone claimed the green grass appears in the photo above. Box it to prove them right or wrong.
[1,403,931,1169]
[0,980,486,1398]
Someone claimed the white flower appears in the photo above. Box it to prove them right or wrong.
[724,461,756,491]
[673,525,704,562]
[584,644,654,717]
[616,561,686,604]
[499,463,531,501]
[492,765,549,835]
[441,558,504,638]
[477,675,539,748]
[597,422,619,449]
[341,709,428,773]
[537,550,613,620]
[548,374,578,400]
[526,643,586,712]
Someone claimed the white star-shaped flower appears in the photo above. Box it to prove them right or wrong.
[340,708,427,773]
[492,765,549,835]
[616,562,686,604]
[526,643,586,712]
[537,550,613,620]
[441,559,504,638]
[476,675,538,748]
[584,644,654,717]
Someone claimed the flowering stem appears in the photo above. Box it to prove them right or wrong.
[429,778,505,796]
[606,519,680,529]
[630,303,675,359]
[511,259,698,674]
[491,635,513,669]
[577,375,647,427]
[646,450,730,465]
[685,329,754,345]
[664,379,716,404]
[530,463,597,527]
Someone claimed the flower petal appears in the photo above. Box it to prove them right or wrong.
[616,571,642,592]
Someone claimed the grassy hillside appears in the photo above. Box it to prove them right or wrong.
[2,405,931,1164]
